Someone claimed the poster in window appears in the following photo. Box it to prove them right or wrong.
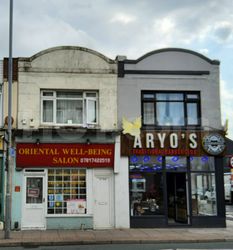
[67,199,86,214]
[49,201,55,208]
[48,194,54,201]
[27,188,40,198]
[55,194,63,201]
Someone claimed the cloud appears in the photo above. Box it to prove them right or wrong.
[213,21,233,43]
[110,13,136,24]
[11,13,97,57]
[220,80,233,138]
[153,17,175,34]
[199,49,209,55]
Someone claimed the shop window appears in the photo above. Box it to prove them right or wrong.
[142,91,200,127]
[165,156,187,171]
[129,156,164,216]
[190,156,215,171]
[191,156,217,216]
[41,90,98,126]
[47,169,86,215]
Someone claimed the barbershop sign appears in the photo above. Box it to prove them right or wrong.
[121,131,225,156]
[16,143,114,168]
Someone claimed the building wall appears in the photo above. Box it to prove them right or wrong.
[17,46,117,130]
[118,49,221,129]
[11,169,22,229]
[114,135,130,228]
[116,48,224,228]
[2,82,18,129]
[2,58,18,129]
[12,46,118,230]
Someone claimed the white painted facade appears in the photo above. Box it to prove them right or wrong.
[12,46,121,230]
[17,46,117,130]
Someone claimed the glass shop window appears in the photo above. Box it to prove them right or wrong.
[165,156,187,171]
[47,169,86,215]
[129,156,164,216]
[191,173,217,216]
[190,156,215,171]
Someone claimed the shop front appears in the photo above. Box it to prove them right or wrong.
[121,130,226,228]
[14,141,115,230]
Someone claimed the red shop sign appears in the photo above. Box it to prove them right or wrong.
[16,143,115,168]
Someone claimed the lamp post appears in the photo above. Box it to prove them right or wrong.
[5,0,13,239]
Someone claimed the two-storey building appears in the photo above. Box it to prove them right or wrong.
[11,46,118,230]
[117,48,226,228]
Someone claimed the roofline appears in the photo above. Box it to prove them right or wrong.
[18,46,116,64]
[124,48,220,65]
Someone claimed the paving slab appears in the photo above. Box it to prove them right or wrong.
[0,221,232,247]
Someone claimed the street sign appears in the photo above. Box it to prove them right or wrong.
[229,156,233,168]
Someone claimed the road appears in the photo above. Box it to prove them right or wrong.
[3,242,233,250]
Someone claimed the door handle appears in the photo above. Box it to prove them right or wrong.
[43,198,45,203]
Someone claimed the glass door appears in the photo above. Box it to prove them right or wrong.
[165,156,190,225]
[167,172,189,225]
[22,173,46,229]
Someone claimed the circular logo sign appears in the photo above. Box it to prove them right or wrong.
[202,133,225,155]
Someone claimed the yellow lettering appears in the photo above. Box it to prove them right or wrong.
[52,157,79,164]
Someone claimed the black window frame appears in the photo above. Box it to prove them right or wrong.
[141,90,201,129]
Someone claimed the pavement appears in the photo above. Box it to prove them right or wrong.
[1,219,233,247]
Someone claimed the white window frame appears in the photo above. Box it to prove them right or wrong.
[41,90,98,127]
[46,168,93,218]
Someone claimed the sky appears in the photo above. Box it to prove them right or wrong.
[0,0,233,138]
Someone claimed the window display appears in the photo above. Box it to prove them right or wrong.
[190,156,215,171]
[129,156,164,216]
[191,173,217,216]
[47,169,86,214]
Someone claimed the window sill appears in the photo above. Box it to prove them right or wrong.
[142,125,202,130]
[39,124,100,129]
[46,214,93,218]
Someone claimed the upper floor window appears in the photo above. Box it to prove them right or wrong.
[41,90,98,126]
[142,91,200,127]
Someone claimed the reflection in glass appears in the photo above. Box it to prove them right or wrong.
[130,173,164,216]
[143,102,155,125]
[26,177,43,204]
[187,103,198,125]
[156,93,183,101]
[165,156,187,171]
[43,100,53,123]
[129,156,164,216]
[190,157,215,171]
[47,169,86,214]
[57,100,83,124]
[191,173,217,216]
[157,102,184,126]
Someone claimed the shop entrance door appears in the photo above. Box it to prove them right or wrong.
[167,172,190,225]
[93,169,114,229]
[21,172,46,229]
